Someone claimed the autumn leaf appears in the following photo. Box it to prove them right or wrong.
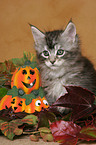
[0,114,38,140]
[0,88,8,100]
[39,127,51,133]
[78,125,96,140]
[0,107,28,121]
[4,60,16,73]
[0,120,23,140]
[37,110,56,128]
[39,127,54,142]
[7,86,18,97]
[0,60,16,89]
[12,52,36,67]
[53,86,96,121]
[50,120,81,145]
[0,60,16,73]
[30,134,39,142]
[21,115,38,127]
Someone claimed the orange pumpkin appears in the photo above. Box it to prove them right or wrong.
[11,66,41,94]
[10,97,26,112]
[0,95,49,113]
[0,95,26,112]
[25,96,49,113]
[0,95,12,110]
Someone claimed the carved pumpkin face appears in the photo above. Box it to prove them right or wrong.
[10,97,26,112]
[41,97,49,109]
[11,66,41,94]
[0,95,49,113]
[25,96,49,113]
[0,95,26,112]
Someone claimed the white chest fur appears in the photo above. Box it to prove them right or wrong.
[42,74,67,104]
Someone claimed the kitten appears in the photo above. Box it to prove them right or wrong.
[30,21,96,107]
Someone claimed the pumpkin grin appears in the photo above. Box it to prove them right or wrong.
[22,79,36,88]
[11,66,41,94]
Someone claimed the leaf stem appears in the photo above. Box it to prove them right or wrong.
[23,130,40,135]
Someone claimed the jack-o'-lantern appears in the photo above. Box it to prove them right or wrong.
[0,82,49,113]
[11,65,41,94]
[10,97,26,112]
[0,95,26,112]
[0,87,49,113]
[25,96,49,113]
[0,95,49,113]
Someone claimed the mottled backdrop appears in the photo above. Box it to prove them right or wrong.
[0,0,96,69]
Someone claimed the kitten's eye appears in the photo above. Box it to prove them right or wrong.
[57,49,65,56]
[42,50,49,58]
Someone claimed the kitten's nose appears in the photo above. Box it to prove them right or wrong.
[50,60,55,64]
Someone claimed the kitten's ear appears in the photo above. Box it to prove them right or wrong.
[30,25,45,44]
[61,22,76,42]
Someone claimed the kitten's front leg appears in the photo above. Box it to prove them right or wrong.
[51,89,71,114]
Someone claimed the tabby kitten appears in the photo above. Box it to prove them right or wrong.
[30,21,96,106]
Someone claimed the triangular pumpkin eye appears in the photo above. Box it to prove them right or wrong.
[14,107,17,110]
[22,69,27,75]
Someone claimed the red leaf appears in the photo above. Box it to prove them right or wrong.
[50,120,81,145]
[58,136,78,145]
[53,86,95,121]
[0,107,28,121]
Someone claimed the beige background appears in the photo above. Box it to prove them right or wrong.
[0,0,96,69]
[0,0,96,145]
[0,135,96,145]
